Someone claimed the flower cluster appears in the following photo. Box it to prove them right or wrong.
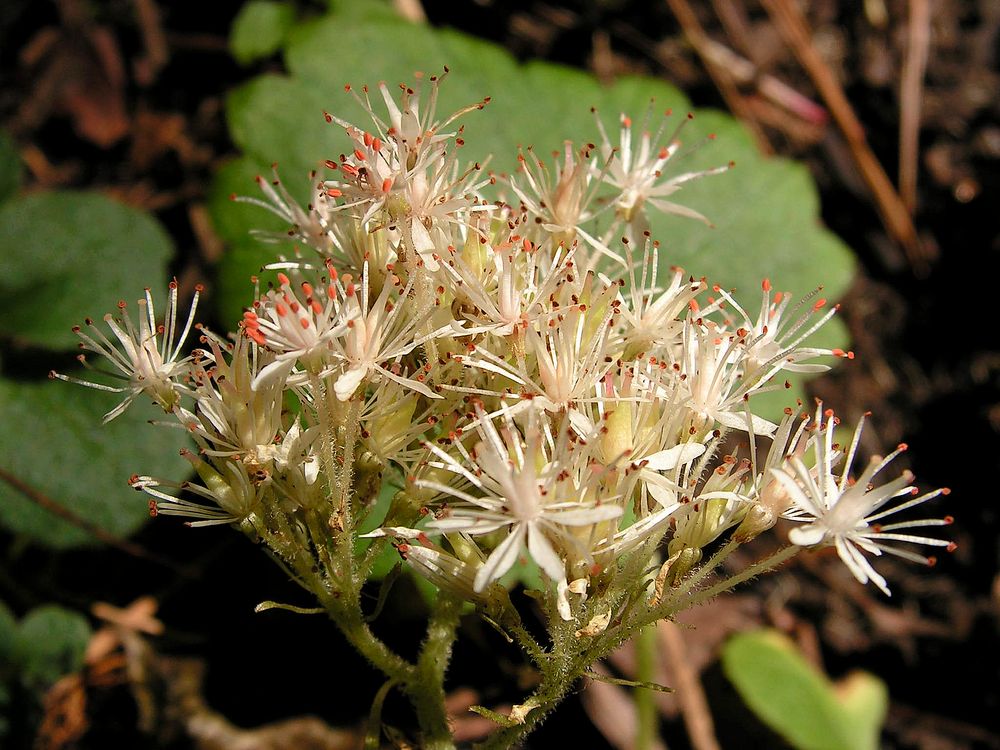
[58,72,952,627]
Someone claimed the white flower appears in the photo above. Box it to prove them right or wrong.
[244,270,349,389]
[450,275,620,432]
[440,233,576,338]
[322,73,492,270]
[712,279,854,384]
[507,142,618,263]
[593,107,731,239]
[417,407,621,614]
[131,448,265,527]
[234,166,338,254]
[775,405,954,596]
[732,406,813,540]
[182,333,285,462]
[363,527,486,602]
[329,261,453,401]
[675,315,778,435]
[617,240,705,357]
[51,281,201,422]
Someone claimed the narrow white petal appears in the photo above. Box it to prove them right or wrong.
[474,525,526,592]
[643,443,706,471]
[526,525,565,583]
[251,358,295,392]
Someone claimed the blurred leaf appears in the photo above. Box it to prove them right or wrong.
[206,156,296,326]
[0,131,19,204]
[0,192,174,350]
[835,671,891,744]
[13,605,91,692]
[211,8,856,413]
[0,600,15,740]
[230,0,297,66]
[0,600,16,664]
[0,377,188,548]
[721,629,888,750]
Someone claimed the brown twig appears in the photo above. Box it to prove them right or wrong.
[760,0,926,272]
[131,0,170,85]
[899,0,931,214]
[665,0,774,154]
[700,38,828,126]
[0,465,191,575]
[657,620,721,750]
[710,0,755,61]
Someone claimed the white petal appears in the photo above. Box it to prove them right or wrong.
[474,526,525,592]
[251,358,295,392]
[643,443,706,471]
[716,410,778,435]
[334,366,366,401]
[646,481,678,509]
[788,524,826,546]
[526,525,565,583]
[567,408,595,437]
[428,517,509,535]
[549,504,623,526]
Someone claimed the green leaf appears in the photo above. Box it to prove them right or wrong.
[211,8,856,412]
[230,0,297,66]
[0,131,20,205]
[0,192,174,350]
[206,157,294,326]
[13,605,91,692]
[0,600,16,665]
[0,377,188,548]
[721,629,888,750]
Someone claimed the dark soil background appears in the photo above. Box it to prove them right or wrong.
[1,0,997,748]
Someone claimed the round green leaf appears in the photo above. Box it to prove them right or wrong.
[230,0,296,66]
[13,605,91,692]
[0,377,188,548]
[0,600,16,665]
[721,629,887,750]
[0,192,174,351]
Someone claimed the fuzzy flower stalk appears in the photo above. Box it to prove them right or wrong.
[57,71,953,749]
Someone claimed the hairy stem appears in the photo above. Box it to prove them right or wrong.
[410,593,463,750]
[320,591,416,683]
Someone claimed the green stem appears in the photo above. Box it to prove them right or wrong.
[683,544,800,612]
[410,593,463,750]
[322,592,416,682]
[634,624,659,750]
[474,671,573,750]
